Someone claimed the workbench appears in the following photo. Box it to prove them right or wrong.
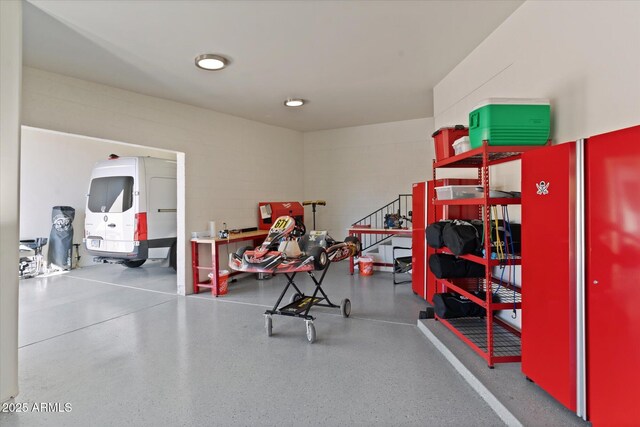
[347,227,412,274]
[191,230,268,296]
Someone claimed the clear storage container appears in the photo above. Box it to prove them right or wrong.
[435,185,484,200]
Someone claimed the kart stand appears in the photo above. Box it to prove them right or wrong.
[264,260,350,343]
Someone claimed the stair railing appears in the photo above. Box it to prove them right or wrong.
[351,194,412,253]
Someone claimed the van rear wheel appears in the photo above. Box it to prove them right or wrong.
[123,260,146,268]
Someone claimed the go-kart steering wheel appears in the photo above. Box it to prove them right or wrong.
[292,218,306,238]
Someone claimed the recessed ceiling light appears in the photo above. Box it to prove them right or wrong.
[284,98,305,107]
[195,54,229,71]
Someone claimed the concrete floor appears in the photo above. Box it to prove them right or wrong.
[2,262,510,426]
[419,320,590,427]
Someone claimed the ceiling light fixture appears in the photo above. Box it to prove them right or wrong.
[195,54,229,71]
[284,98,305,107]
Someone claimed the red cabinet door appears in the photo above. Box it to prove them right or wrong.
[412,182,426,299]
[521,142,577,412]
[586,125,640,426]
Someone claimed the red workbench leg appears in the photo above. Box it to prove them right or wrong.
[349,231,355,275]
[211,241,219,297]
[191,241,200,294]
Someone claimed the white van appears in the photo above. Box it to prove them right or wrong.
[84,156,177,269]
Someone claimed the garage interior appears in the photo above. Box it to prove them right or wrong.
[1,1,639,426]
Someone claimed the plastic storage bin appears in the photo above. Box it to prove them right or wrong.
[432,125,468,161]
[469,98,550,148]
[452,136,471,155]
[435,185,484,200]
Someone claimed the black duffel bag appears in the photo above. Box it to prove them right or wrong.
[428,253,484,279]
[433,291,500,319]
[425,220,452,249]
[442,220,483,256]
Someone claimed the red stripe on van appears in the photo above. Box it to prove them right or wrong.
[135,213,148,241]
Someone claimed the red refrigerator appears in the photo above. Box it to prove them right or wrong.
[522,125,640,426]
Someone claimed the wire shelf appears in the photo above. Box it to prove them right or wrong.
[444,278,522,304]
[433,144,544,169]
[445,317,521,357]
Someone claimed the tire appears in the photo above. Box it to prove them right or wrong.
[123,259,146,268]
[169,243,177,271]
[345,236,361,255]
[306,321,316,343]
[265,315,273,337]
[340,298,351,318]
[310,247,328,270]
[236,246,252,258]
[289,293,302,304]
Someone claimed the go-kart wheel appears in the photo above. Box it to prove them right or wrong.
[344,236,361,255]
[340,298,351,318]
[265,315,273,337]
[306,321,316,343]
[289,293,302,304]
[310,247,328,270]
[236,246,252,258]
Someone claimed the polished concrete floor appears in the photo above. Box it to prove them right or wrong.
[2,262,508,426]
[420,320,589,427]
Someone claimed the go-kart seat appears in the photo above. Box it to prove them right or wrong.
[298,231,329,253]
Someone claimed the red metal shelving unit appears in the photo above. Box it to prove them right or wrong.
[430,142,542,367]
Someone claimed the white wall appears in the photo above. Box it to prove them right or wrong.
[434,0,640,199]
[303,118,434,237]
[20,127,175,267]
[22,67,304,293]
[0,0,22,403]
[432,0,640,328]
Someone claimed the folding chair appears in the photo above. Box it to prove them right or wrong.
[392,246,412,285]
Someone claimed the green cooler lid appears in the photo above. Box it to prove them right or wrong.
[472,98,550,110]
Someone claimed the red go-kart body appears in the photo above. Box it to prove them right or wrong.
[229,216,360,274]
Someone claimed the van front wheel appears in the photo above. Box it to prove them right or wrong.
[123,260,146,268]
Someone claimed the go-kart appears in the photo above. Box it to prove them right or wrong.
[229,216,360,274]
[228,215,360,343]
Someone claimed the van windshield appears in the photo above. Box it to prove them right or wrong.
[88,176,134,213]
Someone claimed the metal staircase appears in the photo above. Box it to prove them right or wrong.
[351,194,412,253]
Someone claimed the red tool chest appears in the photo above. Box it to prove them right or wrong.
[258,202,304,230]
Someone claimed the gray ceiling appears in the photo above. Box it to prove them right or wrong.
[24,1,522,131]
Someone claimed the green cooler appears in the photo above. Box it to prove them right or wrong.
[469,98,550,148]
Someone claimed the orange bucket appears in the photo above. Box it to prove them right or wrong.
[217,270,230,296]
[359,257,374,276]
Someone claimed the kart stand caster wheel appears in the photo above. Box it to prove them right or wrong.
[265,315,273,337]
[289,293,302,304]
[305,320,316,343]
[340,298,351,318]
